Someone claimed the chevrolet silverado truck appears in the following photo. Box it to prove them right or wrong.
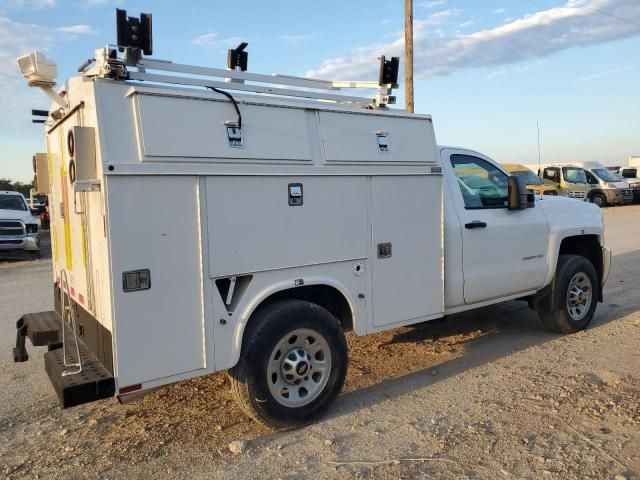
[12,9,612,429]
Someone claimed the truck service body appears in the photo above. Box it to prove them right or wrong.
[14,16,611,427]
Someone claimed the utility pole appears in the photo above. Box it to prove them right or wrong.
[405,0,414,113]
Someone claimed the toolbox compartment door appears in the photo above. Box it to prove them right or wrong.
[107,176,205,387]
[370,175,444,328]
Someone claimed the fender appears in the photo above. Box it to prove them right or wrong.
[586,188,603,201]
[543,228,603,287]
[229,276,357,367]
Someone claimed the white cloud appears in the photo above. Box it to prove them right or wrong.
[192,32,244,50]
[419,8,462,26]
[55,24,96,34]
[459,20,475,28]
[419,0,447,8]
[307,0,640,80]
[0,16,52,78]
[3,0,55,9]
[577,66,633,82]
[494,8,506,14]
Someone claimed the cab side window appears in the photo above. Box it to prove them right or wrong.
[451,154,509,209]
[585,171,598,185]
[543,168,559,182]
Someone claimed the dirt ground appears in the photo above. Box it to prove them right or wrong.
[1,206,639,480]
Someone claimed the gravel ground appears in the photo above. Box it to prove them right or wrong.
[1,206,639,480]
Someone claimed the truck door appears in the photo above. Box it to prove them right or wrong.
[441,149,549,305]
[542,167,561,191]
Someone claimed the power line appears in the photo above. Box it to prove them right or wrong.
[525,0,640,28]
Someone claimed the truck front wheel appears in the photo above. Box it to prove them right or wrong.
[540,254,598,333]
[229,299,348,429]
[590,193,606,208]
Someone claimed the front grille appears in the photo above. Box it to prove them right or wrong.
[0,239,23,245]
[0,220,24,237]
[568,192,585,198]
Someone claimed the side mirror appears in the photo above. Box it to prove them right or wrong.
[508,176,534,210]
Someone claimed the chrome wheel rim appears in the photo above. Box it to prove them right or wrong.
[566,272,592,321]
[267,328,331,408]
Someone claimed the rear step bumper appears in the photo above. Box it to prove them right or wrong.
[13,311,115,408]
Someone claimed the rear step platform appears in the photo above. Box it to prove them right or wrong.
[13,311,115,408]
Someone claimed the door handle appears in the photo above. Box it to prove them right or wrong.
[465,221,487,229]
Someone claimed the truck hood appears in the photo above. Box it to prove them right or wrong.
[613,181,630,189]
[0,208,38,223]
[535,196,603,237]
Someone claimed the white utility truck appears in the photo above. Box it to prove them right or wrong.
[14,11,611,429]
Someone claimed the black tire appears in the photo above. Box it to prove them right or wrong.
[540,254,598,333]
[590,193,606,208]
[229,299,348,429]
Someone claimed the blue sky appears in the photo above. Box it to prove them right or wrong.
[1,0,639,181]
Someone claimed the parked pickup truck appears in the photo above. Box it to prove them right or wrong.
[13,10,612,430]
[502,164,558,196]
[0,191,40,258]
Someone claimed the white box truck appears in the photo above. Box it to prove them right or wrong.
[13,11,611,429]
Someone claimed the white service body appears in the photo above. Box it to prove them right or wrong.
[38,61,608,398]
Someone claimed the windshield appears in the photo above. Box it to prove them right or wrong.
[512,170,542,185]
[0,194,27,211]
[592,168,619,182]
[562,167,586,184]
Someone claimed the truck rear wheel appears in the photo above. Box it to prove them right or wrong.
[229,299,348,429]
[540,254,598,333]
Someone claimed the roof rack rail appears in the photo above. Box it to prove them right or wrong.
[91,47,398,108]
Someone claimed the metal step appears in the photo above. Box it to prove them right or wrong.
[13,310,115,408]
[20,310,61,344]
[13,311,61,362]
[44,343,115,408]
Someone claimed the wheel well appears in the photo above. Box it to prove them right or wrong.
[558,234,603,300]
[588,189,603,199]
[253,285,354,332]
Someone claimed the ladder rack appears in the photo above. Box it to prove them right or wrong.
[92,49,396,108]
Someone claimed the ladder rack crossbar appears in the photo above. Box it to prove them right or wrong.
[126,71,371,104]
[136,59,383,95]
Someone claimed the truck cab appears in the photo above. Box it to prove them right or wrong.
[440,148,607,310]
